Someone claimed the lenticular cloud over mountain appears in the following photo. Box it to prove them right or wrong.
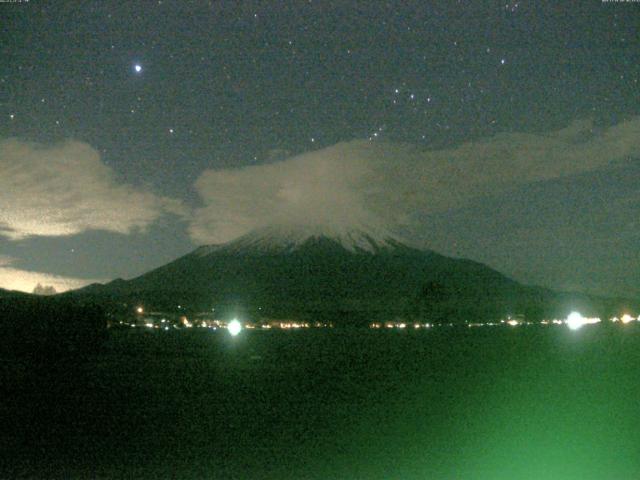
[190,118,640,245]
[190,141,391,244]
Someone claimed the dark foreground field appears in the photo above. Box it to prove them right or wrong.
[2,325,640,479]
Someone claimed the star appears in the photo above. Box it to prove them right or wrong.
[134,64,143,73]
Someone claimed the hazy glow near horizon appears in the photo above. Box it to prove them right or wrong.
[0,263,100,293]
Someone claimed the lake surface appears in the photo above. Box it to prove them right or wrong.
[2,324,640,479]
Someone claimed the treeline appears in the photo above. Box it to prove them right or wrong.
[0,296,107,358]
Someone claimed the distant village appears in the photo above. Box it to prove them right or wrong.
[113,307,639,332]
[112,306,334,331]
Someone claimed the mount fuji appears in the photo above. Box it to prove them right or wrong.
[73,225,628,324]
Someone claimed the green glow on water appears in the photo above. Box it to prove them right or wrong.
[292,327,640,480]
[15,325,639,479]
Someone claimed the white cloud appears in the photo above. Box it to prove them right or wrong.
[0,256,102,293]
[0,138,185,240]
[190,118,640,244]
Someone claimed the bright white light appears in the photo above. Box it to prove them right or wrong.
[136,306,144,314]
[566,312,585,330]
[134,64,142,73]
[621,314,635,324]
[228,319,242,336]
[507,319,519,327]
[565,312,601,330]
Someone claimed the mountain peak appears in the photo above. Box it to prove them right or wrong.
[194,224,409,256]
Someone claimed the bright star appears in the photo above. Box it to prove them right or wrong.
[134,64,142,73]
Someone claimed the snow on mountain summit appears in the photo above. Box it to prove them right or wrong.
[194,224,408,256]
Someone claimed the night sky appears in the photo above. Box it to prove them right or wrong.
[1,1,639,296]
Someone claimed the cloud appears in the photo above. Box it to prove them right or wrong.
[0,138,185,240]
[190,117,640,244]
[0,256,102,293]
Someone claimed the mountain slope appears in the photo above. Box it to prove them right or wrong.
[73,226,633,323]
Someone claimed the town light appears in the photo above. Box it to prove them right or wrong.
[566,312,600,330]
[621,314,635,324]
[566,311,586,330]
[228,319,242,336]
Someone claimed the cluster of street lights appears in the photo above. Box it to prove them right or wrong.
[134,305,637,335]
